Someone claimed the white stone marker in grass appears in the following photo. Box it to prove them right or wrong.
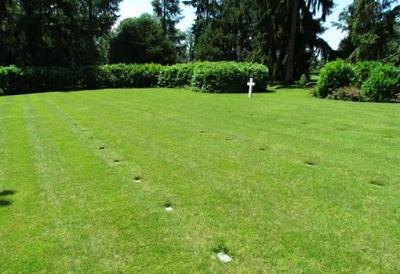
[247,77,256,98]
[217,252,232,263]
[164,202,174,212]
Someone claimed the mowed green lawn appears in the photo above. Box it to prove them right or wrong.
[0,87,399,273]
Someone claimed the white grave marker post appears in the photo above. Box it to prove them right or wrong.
[247,78,255,98]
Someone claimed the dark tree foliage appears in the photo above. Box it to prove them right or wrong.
[109,14,176,65]
[184,0,333,81]
[335,0,400,62]
[151,0,182,39]
[0,0,121,66]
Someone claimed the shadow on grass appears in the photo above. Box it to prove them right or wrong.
[0,190,16,196]
[209,88,276,95]
[0,189,16,207]
[270,78,317,90]
[0,199,12,207]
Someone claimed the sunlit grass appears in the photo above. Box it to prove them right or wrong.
[0,87,399,272]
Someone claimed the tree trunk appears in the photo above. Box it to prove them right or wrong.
[284,0,299,83]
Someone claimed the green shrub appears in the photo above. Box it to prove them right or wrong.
[0,62,268,95]
[353,61,381,88]
[298,74,311,87]
[0,66,22,95]
[315,60,356,98]
[158,63,196,87]
[326,86,362,101]
[97,64,162,88]
[191,62,268,93]
[361,64,400,102]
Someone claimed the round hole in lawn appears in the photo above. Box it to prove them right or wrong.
[134,176,141,183]
[304,160,317,167]
[0,199,12,207]
[99,146,105,150]
[114,160,120,164]
[164,202,173,212]
[213,245,232,263]
[369,180,384,187]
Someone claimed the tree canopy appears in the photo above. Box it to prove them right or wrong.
[109,14,176,64]
[336,0,400,63]
[0,0,122,66]
[0,0,398,80]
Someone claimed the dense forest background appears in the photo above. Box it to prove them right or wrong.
[0,0,399,82]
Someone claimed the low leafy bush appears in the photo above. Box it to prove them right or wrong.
[315,60,355,98]
[326,86,362,101]
[158,63,196,87]
[0,64,163,95]
[0,66,23,95]
[353,61,381,88]
[96,64,162,88]
[191,62,268,93]
[0,62,268,95]
[361,64,400,102]
[315,60,400,103]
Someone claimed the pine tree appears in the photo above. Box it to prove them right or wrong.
[151,0,182,41]
[336,0,400,61]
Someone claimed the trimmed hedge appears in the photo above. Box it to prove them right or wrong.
[0,62,268,95]
[315,60,355,98]
[96,64,162,88]
[158,63,196,87]
[191,62,268,93]
[361,64,400,102]
[315,60,400,103]
[353,61,381,88]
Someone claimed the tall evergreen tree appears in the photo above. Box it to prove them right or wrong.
[284,0,334,82]
[0,0,122,66]
[151,0,182,40]
[109,15,175,64]
[336,0,400,61]
[185,0,333,81]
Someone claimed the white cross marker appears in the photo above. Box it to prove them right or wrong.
[247,78,256,98]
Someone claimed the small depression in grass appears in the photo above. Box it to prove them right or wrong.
[214,245,232,263]
[260,147,266,151]
[0,200,12,207]
[99,146,105,150]
[200,130,206,134]
[369,180,384,187]
[114,160,120,164]
[304,160,317,167]
[134,176,141,183]
[164,202,173,212]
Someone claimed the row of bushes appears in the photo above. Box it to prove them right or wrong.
[0,62,268,95]
[314,60,400,102]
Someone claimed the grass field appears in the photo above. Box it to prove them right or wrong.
[0,87,399,273]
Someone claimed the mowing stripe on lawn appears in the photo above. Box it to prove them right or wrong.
[1,89,399,272]
[40,90,400,271]
[25,94,204,272]
[0,95,56,271]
